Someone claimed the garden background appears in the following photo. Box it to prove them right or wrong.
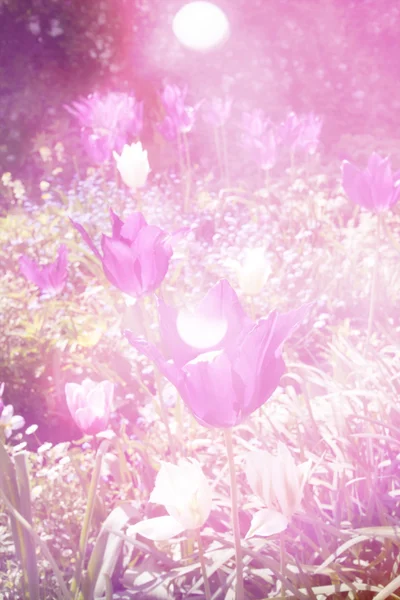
[1,0,400,598]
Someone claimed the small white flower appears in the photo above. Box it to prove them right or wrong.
[0,404,25,439]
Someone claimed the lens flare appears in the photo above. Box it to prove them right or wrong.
[176,309,227,349]
[172,1,230,52]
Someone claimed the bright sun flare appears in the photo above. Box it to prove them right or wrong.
[176,310,228,349]
[172,1,230,52]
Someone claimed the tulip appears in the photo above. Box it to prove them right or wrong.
[202,97,233,128]
[242,109,268,139]
[158,279,251,366]
[236,247,271,296]
[0,403,25,439]
[277,112,302,149]
[241,110,276,170]
[256,129,277,171]
[244,442,311,538]
[65,379,114,434]
[71,211,173,297]
[126,280,312,427]
[19,244,68,295]
[113,142,150,190]
[65,92,143,163]
[342,152,400,213]
[127,459,212,541]
[296,113,322,156]
[159,84,196,136]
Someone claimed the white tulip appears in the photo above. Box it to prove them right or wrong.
[236,247,271,296]
[245,442,311,538]
[113,142,150,190]
[127,459,212,541]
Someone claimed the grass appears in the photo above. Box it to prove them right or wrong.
[0,151,400,599]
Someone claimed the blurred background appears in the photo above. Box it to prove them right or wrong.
[1,0,400,197]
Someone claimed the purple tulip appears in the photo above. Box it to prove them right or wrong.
[277,112,302,149]
[71,211,174,297]
[296,113,322,155]
[65,92,144,163]
[202,97,233,128]
[342,152,400,213]
[242,109,268,139]
[241,110,276,169]
[256,129,277,171]
[159,84,196,137]
[19,245,68,295]
[126,280,312,428]
[158,279,252,367]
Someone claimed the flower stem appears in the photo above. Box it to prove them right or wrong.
[221,124,230,187]
[196,529,212,600]
[365,212,381,354]
[213,126,223,179]
[182,132,192,213]
[280,532,286,599]
[224,429,244,600]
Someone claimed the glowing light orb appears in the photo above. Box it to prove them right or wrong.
[172,1,230,52]
[176,310,227,349]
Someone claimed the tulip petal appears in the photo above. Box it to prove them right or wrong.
[109,209,124,239]
[270,302,314,357]
[273,443,301,518]
[245,450,273,502]
[19,256,46,288]
[342,161,373,211]
[183,351,240,427]
[159,279,249,367]
[119,212,147,243]
[245,509,289,539]
[133,226,172,293]
[70,219,102,260]
[124,332,183,390]
[235,312,284,413]
[126,516,185,541]
[101,237,142,295]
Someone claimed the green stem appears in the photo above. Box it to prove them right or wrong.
[213,127,223,181]
[196,529,212,600]
[365,212,381,354]
[221,123,230,187]
[182,132,192,213]
[177,130,185,210]
[70,440,109,599]
[224,429,244,600]
[139,296,177,462]
[154,370,177,463]
[280,532,286,599]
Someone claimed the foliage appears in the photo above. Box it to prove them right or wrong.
[1,141,400,596]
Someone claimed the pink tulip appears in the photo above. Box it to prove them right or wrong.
[65,379,114,434]
[19,245,68,295]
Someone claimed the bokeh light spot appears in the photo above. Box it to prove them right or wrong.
[176,310,227,349]
[172,1,230,52]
